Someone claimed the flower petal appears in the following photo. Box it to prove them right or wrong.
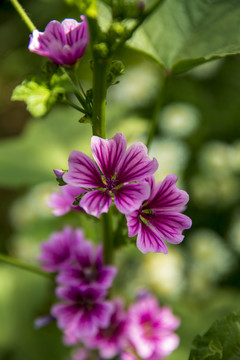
[63,151,104,188]
[147,174,189,212]
[51,303,80,329]
[80,190,112,218]
[116,142,158,183]
[136,223,168,254]
[126,210,141,237]
[91,133,127,178]
[114,182,150,214]
[149,212,192,244]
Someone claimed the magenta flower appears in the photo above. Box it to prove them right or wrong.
[47,185,85,216]
[126,175,192,254]
[28,16,89,66]
[51,285,113,342]
[127,295,180,359]
[57,241,117,289]
[38,227,84,272]
[86,299,127,358]
[63,133,158,218]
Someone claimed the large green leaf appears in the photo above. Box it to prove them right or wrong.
[189,312,240,360]
[128,0,240,73]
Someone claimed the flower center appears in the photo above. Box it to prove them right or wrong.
[83,267,97,283]
[142,320,153,338]
[105,177,117,191]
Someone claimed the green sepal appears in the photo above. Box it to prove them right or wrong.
[11,71,71,118]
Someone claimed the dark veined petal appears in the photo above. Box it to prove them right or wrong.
[29,21,66,62]
[80,190,112,218]
[126,210,141,237]
[91,133,127,178]
[63,151,104,188]
[114,182,151,214]
[116,142,158,183]
[136,223,168,254]
[148,212,192,244]
[147,174,189,212]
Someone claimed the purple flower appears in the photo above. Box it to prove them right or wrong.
[86,299,127,358]
[38,226,84,272]
[57,241,117,289]
[63,133,158,218]
[53,169,64,179]
[28,16,89,66]
[127,295,180,359]
[47,185,85,216]
[126,175,192,254]
[51,285,113,342]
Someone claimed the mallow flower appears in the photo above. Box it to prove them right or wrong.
[51,285,113,342]
[63,133,158,218]
[126,175,192,254]
[28,16,89,66]
[38,226,85,272]
[127,294,180,359]
[57,241,117,290]
[47,184,84,216]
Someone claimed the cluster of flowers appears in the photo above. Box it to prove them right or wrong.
[39,226,180,360]
[49,133,192,254]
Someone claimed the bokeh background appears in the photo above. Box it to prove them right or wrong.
[1,0,240,359]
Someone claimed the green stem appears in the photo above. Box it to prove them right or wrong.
[9,0,36,32]
[92,60,108,137]
[146,70,168,149]
[62,98,90,115]
[61,67,87,108]
[102,210,113,264]
[0,253,53,279]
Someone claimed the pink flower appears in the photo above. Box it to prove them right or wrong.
[57,241,117,290]
[38,226,84,272]
[127,295,180,359]
[28,16,89,66]
[126,175,192,254]
[86,299,127,358]
[51,286,113,342]
[47,185,85,216]
[63,133,158,218]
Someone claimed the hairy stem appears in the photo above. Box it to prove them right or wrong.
[102,210,113,264]
[0,253,53,279]
[9,0,36,32]
[92,60,108,137]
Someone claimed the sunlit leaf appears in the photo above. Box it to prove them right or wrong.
[127,0,240,73]
[189,312,240,360]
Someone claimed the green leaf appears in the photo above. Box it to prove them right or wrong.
[189,312,240,360]
[127,0,240,74]
[11,79,55,117]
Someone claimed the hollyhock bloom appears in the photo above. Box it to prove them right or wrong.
[63,133,158,218]
[28,16,89,66]
[86,299,127,358]
[38,226,84,272]
[51,285,113,342]
[57,241,117,289]
[47,185,85,216]
[127,295,180,359]
[126,174,192,254]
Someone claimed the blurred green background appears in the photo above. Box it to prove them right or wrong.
[0,0,240,359]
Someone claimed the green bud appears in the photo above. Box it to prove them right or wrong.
[93,43,109,58]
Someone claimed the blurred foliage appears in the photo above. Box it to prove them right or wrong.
[1,0,240,359]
